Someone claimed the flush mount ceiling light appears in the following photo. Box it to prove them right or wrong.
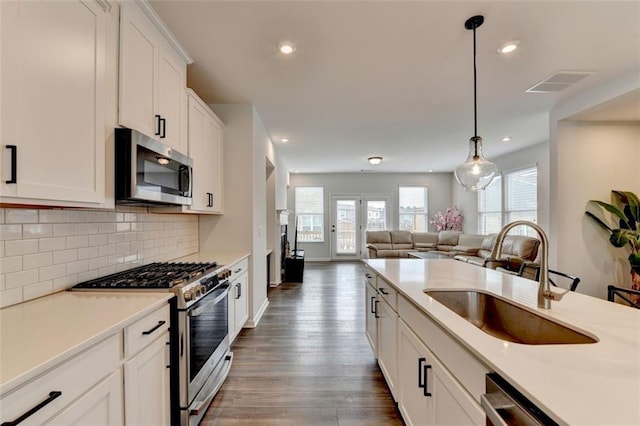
[277,41,295,54]
[501,136,511,142]
[368,156,383,165]
[454,15,498,192]
[497,40,519,54]
[280,138,290,143]
[156,156,170,165]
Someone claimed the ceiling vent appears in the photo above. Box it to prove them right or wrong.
[526,71,594,93]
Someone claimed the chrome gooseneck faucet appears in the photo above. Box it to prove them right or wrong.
[491,220,569,309]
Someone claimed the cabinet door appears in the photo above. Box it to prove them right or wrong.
[45,370,123,426]
[204,113,224,213]
[124,331,171,426]
[365,282,378,356]
[398,320,435,426]
[118,1,156,140]
[377,297,398,400]
[0,0,107,204]
[187,96,209,212]
[233,272,249,334]
[228,289,237,342]
[157,46,187,154]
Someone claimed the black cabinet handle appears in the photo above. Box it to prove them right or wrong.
[370,296,376,314]
[5,145,17,184]
[1,391,62,426]
[236,283,241,299]
[155,115,162,136]
[423,364,432,397]
[418,357,426,389]
[365,273,372,279]
[234,268,242,273]
[374,300,380,319]
[160,117,166,138]
[379,288,389,295]
[207,192,213,207]
[142,320,166,335]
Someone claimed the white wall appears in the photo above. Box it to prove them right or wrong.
[555,122,640,298]
[288,172,453,260]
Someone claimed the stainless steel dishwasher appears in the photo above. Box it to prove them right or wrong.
[482,373,559,426]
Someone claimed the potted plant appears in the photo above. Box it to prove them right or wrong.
[585,190,640,298]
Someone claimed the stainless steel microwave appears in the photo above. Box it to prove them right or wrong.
[115,128,193,206]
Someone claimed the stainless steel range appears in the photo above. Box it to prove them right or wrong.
[72,262,233,426]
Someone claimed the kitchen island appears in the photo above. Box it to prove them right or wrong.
[364,258,640,425]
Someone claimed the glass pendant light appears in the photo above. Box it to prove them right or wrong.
[454,15,498,191]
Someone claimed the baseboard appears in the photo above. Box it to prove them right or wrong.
[246,298,269,328]
[305,257,331,262]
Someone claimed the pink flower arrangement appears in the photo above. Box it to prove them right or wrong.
[431,206,463,231]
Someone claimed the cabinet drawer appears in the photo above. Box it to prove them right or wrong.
[364,270,376,289]
[229,257,249,281]
[0,334,120,425]
[377,277,398,311]
[398,295,489,403]
[124,304,170,359]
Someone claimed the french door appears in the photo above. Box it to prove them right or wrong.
[331,196,391,260]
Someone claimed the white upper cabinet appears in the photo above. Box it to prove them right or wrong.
[185,89,224,214]
[119,1,189,155]
[0,0,111,206]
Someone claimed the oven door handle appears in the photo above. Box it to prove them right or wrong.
[189,289,228,317]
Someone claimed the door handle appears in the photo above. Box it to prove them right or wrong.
[155,115,162,136]
[5,145,17,184]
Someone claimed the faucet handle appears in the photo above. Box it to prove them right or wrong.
[544,287,571,301]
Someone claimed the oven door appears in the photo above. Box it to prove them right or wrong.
[181,283,230,406]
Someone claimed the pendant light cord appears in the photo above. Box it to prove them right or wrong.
[473,22,478,156]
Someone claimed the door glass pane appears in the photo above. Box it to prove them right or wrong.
[366,200,387,231]
[336,200,356,254]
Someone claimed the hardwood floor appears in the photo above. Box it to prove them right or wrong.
[202,261,404,425]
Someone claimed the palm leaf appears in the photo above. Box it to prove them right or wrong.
[585,211,613,232]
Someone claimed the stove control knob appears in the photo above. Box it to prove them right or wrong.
[184,289,194,301]
[196,284,205,296]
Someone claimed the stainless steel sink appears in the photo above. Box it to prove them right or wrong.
[424,290,597,345]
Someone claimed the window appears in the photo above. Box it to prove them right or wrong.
[477,166,537,236]
[399,186,428,232]
[295,186,324,242]
[478,176,502,234]
[366,200,387,231]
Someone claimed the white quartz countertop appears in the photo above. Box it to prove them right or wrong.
[175,251,250,268]
[0,291,173,395]
[364,258,640,425]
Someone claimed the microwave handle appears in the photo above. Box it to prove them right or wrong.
[179,165,192,197]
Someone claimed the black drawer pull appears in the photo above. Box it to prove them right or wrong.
[418,357,426,389]
[374,300,380,319]
[423,364,432,397]
[159,117,166,138]
[142,320,166,335]
[1,391,62,425]
[155,115,162,136]
[236,283,241,299]
[365,273,372,279]
[379,288,389,295]
[5,145,17,184]
[370,296,376,314]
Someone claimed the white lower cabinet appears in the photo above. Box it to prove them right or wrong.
[45,370,123,426]
[398,320,484,426]
[124,331,171,425]
[228,257,250,343]
[365,278,378,355]
[377,297,398,400]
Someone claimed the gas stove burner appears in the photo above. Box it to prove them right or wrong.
[73,261,218,290]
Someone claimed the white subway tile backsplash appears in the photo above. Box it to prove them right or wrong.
[39,237,66,252]
[23,224,53,238]
[39,264,67,281]
[53,223,78,237]
[0,224,22,241]
[23,252,52,270]
[5,239,38,256]
[6,209,39,224]
[53,249,78,265]
[1,206,198,307]
[6,269,39,289]
[23,280,53,300]
[66,235,89,249]
[1,256,23,274]
[39,210,67,223]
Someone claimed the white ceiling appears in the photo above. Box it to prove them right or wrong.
[149,1,640,173]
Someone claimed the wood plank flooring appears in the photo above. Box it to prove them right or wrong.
[201,261,404,425]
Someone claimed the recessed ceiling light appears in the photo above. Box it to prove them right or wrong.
[368,156,382,165]
[278,41,295,55]
[501,136,511,142]
[281,138,289,143]
[497,40,519,54]
[428,169,433,173]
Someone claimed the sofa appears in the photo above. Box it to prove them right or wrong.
[366,230,541,278]
[365,230,485,259]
